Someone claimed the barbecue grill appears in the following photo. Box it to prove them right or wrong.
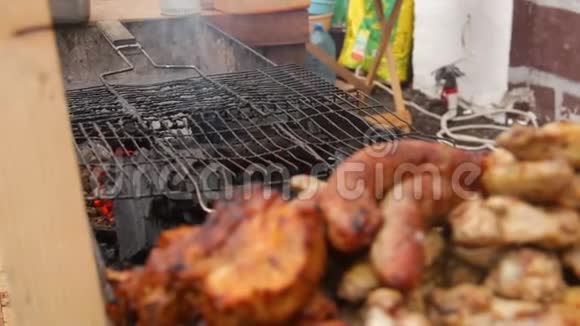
[59,17,430,264]
[70,64,412,202]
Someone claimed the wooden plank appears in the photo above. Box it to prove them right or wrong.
[206,10,309,47]
[0,254,13,326]
[258,44,306,65]
[306,42,371,94]
[91,0,162,21]
[90,0,308,47]
[365,111,412,133]
[90,0,214,21]
[0,1,107,325]
[213,0,309,14]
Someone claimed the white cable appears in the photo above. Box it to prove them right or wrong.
[446,125,510,131]
[352,67,538,151]
[440,111,497,149]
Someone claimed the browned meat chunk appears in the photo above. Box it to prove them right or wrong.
[496,121,580,168]
[485,249,565,302]
[108,186,327,326]
[450,196,580,248]
[564,245,580,278]
[482,160,576,206]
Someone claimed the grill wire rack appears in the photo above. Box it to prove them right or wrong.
[68,64,437,211]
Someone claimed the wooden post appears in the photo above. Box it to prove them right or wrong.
[306,0,412,131]
[365,0,403,87]
[0,1,107,325]
[305,43,371,93]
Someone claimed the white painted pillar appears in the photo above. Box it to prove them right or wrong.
[413,0,514,108]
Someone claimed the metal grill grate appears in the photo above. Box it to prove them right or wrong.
[68,65,428,207]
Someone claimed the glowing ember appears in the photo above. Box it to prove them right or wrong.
[93,199,114,223]
[91,148,135,225]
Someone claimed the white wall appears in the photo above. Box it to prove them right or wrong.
[413,0,514,108]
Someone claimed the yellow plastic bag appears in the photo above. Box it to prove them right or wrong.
[363,0,414,83]
[339,0,414,82]
[338,0,366,69]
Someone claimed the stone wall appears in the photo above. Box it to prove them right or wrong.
[510,0,580,122]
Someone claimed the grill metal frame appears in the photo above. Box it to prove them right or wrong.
[68,64,435,211]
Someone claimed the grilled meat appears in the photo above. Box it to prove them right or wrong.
[485,248,565,302]
[444,258,485,287]
[423,229,446,268]
[428,284,492,325]
[450,196,580,248]
[294,290,340,325]
[564,245,580,278]
[560,175,580,209]
[482,160,576,205]
[371,173,475,291]
[428,285,580,326]
[290,175,327,199]
[107,123,580,325]
[450,245,504,270]
[109,186,326,326]
[496,121,580,168]
[338,260,381,303]
[318,140,485,253]
[364,288,430,326]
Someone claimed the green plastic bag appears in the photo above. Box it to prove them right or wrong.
[338,0,413,82]
[332,0,349,28]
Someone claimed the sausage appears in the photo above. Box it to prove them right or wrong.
[371,174,467,290]
[317,140,485,253]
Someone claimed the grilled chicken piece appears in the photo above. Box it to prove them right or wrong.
[546,305,580,325]
[488,298,545,322]
[450,196,580,248]
[108,186,327,326]
[338,260,381,303]
[484,148,516,166]
[366,288,404,315]
[482,160,576,204]
[560,175,580,209]
[339,229,445,304]
[424,229,446,268]
[294,290,340,325]
[290,175,327,199]
[318,140,485,253]
[364,289,430,326]
[444,258,485,287]
[564,287,580,308]
[428,285,548,326]
[107,226,206,326]
[365,306,430,326]
[428,284,493,326]
[451,246,504,269]
[199,194,327,326]
[371,173,479,291]
[564,245,580,278]
[429,285,580,326]
[497,121,580,168]
[485,248,565,302]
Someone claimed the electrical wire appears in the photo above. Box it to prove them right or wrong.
[352,67,538,151]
